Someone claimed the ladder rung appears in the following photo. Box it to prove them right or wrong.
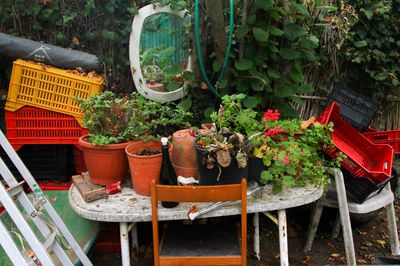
[6,181,25,198]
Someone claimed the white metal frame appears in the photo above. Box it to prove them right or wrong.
[129,3,190,102]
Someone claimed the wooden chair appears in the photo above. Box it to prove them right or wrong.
[151,179,247,266]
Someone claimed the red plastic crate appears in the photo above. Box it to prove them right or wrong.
[5,106,88,151]
[317,102,394,184]
[73,145,87,174]
[363,129,400,154]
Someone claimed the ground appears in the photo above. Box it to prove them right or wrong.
[89,200,400,265]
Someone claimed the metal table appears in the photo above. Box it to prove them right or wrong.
[69,183,323,266]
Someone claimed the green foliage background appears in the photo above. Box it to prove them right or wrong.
[0,0,399,126]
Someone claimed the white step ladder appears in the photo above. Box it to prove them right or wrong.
[0,130,92,266]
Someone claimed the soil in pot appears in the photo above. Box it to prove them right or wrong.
[125,141,172,196]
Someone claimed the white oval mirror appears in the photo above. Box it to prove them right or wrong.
[129,4,190,102]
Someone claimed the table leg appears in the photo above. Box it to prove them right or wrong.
[120,222,130,266]
[129,222,138,255]
[278,210,288,266]
[253,213,260,260]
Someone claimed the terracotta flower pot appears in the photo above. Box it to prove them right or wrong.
[170,129,199,179]
[125,140,173,196]
[78,136,130,186]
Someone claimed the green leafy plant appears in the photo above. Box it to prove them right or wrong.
[250,109,342,193]
[77,90,193,145]
[77,91,147,145]
[210,93,259,136]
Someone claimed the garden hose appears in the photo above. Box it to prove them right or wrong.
[195,0,234,97]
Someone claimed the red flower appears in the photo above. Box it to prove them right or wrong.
[263,109,280,121]
[264,126,282,138]
[282,156,290,165]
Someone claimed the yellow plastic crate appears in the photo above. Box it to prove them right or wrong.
[5,59,104,127]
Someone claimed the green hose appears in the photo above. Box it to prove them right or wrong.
[195,0,234,97]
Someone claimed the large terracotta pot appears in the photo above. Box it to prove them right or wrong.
[170,129,199,179]
[125,140,173,196]
[78,136,130,185]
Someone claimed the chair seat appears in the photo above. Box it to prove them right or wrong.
[324,183,394,213]
[161,223,240,257]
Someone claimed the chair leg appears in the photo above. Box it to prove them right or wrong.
[386,202,400,255]
[253,213,260,260]
[334,169,356,265]
[331,212,341,240]
[304,199,324,252]
[278,210,289,266]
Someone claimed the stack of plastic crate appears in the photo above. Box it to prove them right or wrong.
[319,86,394,203]
[3,59,104,183]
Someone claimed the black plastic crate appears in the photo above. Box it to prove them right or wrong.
[0,144,74,182]
[326,85,378,132]
[342,168,390,204]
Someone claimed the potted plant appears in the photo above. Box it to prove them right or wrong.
[251,109,343,193]
[194,130,248,185]
[200,94,260,184]
[77,91,147,185]
[125,98,193,195]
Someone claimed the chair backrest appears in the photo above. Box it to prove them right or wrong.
[151,179,247,266]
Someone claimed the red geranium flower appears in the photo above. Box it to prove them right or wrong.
[263,109,280,121]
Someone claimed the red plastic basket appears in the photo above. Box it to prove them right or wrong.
[317,102,394,184]
[363,129,400,154]
[5,106,88,151]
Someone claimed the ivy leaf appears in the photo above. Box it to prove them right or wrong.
[182,71,194,81]
[63,12,77,26]
[290,2,309,17]
[297,85,315,93]
[84,0,95,16]
[253,27,269,42]
[250,79,263,91]
[169,64,184,75]
[362,9,373,20]
[179,97,192,111]
[354,40,368,47]
[267,69,281,79]
[290,69,305,83]
[218,79,228,89]
[290,96,304,105]
[279,48,300,60]
[213,60,222,72]
[284,23,306,41]
[244,96,261,109]
[318,5,338,12]
[275,85,293,97]
[236,25,249,39]
[300,36,319,49]
[101,29,115,40]
[268,26,284,36]
[235,58,253,70]
[255,0,274,10]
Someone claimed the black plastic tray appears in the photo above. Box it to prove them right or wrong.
[326,85,378,132]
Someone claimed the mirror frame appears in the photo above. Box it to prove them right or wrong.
[129,4,190,102]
